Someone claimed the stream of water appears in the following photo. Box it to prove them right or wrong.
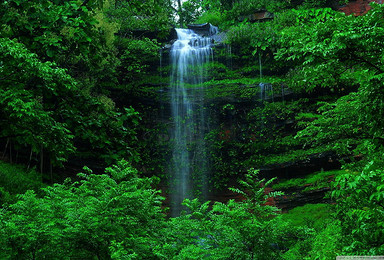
[170,25,216,216]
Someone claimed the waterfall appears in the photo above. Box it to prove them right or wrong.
[259,83,274,101]
[258,53,274,102]
[169,25,216,216]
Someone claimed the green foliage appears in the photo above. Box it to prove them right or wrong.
[116,37,161,86]
[0,161,44,204]
[304,221,342,260]
[281,203,333,230]
[278,204,340,259]
[195,10,227,27]
[175,0,225,26]
[0,0,117,85]
[181,0,207,25]
[205,97,319,187]
[293,7,341,24]
[0,36,140,166]
[0,38,76,165]
[187,0,337,29]
[276,4,384,92]
[0,2,144,169]
[202,3,384,258]
[224,10,299,76]
[203,77,283,100]
[205,128,244,188]
[295,93,367,159]
[0,160,165,259]
[244,99,313,163]
[273,3,384,174]
[4,1,384,258]
[272,169,345,192]
[107,0,173,35]
[332,161,384,254]
[228,0,288,21]
[158,169,284,259]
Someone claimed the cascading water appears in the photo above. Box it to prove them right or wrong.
[259,83,274,101]
[258,52,274,102]
[169,25,216,216]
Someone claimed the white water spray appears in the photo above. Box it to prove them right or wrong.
[170,26,216,216]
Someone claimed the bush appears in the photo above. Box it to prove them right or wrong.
[157,169,285,259]
[0,161,43,204]
[0,160,165,259]
[195,10,227,28]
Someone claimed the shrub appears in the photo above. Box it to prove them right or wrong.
[0,160,165,259]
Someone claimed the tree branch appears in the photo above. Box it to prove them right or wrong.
[351,53,384,74]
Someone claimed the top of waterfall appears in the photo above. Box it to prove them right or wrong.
[186,23,219,37]
[174,28,215,49]
[175,28,196,40]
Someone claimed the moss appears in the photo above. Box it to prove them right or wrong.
[203,76,285,100]
[280,203,333,231]
[272,169,346,191]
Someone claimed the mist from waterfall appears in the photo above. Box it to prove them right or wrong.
[169,26,216,216]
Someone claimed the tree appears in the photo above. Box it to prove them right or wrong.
[108,0,173,33]
[276,4,384,164]
[0,0,142,171]
[0,38,76,167]
[0,0,116,85]
[275,4,384,254]
[332,162,384,254]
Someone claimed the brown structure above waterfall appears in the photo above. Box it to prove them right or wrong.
[338,0,383,15]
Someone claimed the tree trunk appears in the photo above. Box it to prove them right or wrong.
[27,147,33,170]
[9,139,12,163]
[177,0,183,27]
[2,138,9,159]
[40,145,43,174]
[50,155,53,184]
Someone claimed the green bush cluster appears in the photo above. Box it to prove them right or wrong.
[0,166,323,259]
[0,161,44,204]
[0,160,165,259]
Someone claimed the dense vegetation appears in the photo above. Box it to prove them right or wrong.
[1,0,384,258]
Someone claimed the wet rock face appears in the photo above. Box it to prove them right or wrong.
[121,24,346,210]
[187,23,218,37]
[274,187,332,211]
[259,153,340,209]
[260,152,341,179]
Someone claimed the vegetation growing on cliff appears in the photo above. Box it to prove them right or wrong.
[1,0,384,258]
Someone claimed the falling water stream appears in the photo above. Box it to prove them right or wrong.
[170,25,217,216]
